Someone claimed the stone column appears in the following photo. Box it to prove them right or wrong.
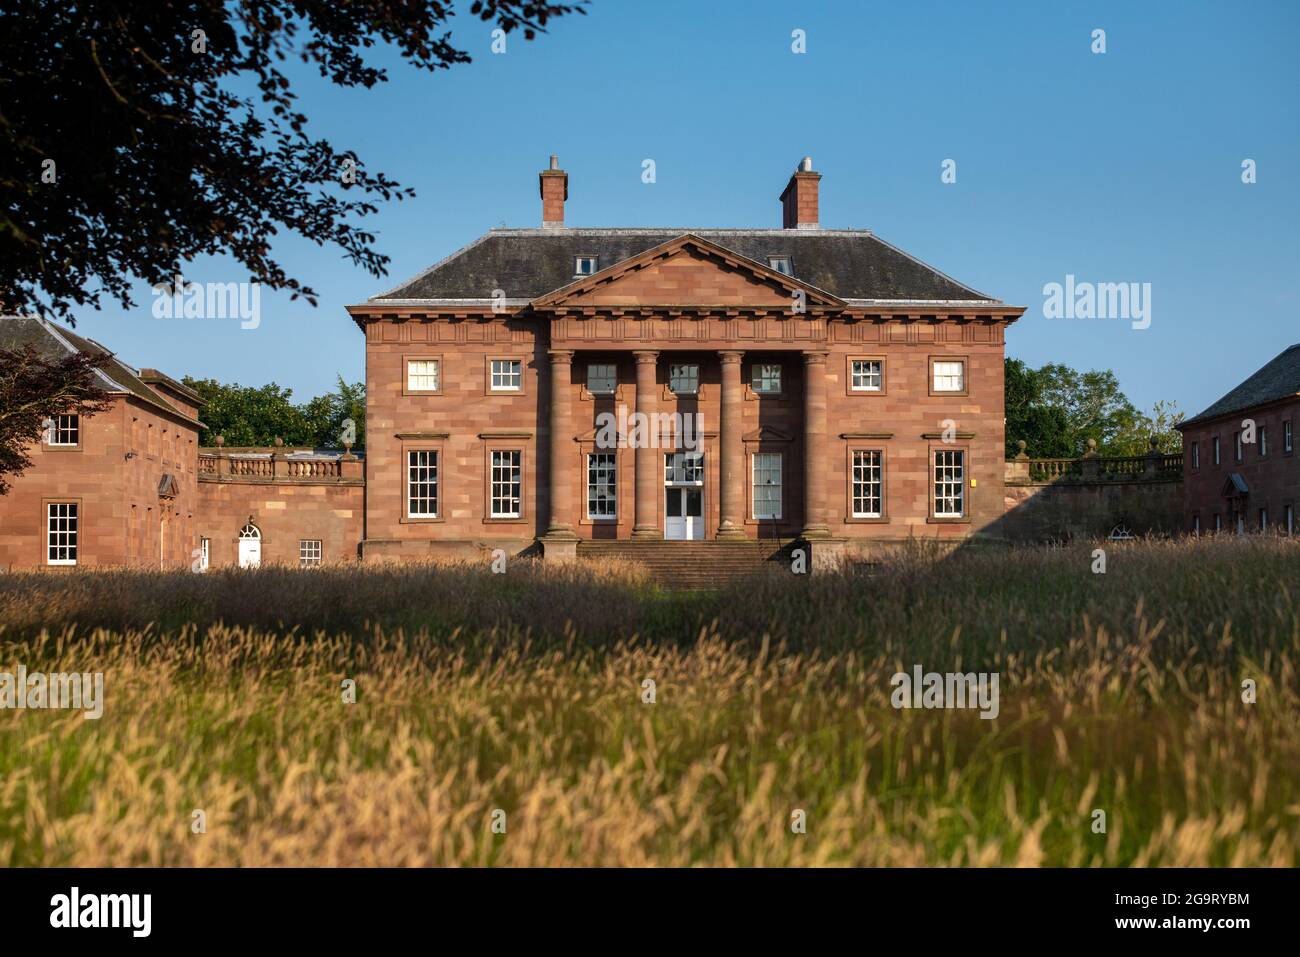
[632,350,661,539]
[544,349,577,541]
[717,350,747,539]
[801,351,830,538]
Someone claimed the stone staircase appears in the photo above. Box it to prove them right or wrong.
[577,539,794,590]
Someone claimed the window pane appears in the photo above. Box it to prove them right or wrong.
[752,452,782,519]
[587,453,617,518]
[852,450,883,517]
[933,361,965,392]
[299,540,322,565]
[851,359,882,391]
[587,364,617,394]
[491,359,523,391]
[665,452,704,484]
[407,450,439,517]
[490,450,522,518]
[669,364,699,394]
[751,364,782,394]
[934,450,964,516]
[407,360,440,391]
[47,502,78,564]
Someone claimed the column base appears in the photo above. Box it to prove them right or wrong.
[716,521,748,541]
[540,531,579,562]
[800,524,832,540]
[799,535,845,573]
[631,526,662,540]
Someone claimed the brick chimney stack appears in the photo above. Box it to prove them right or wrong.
[780,156,821,229]
[539,154,568,228]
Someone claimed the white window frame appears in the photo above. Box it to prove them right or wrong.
[46,502,78,565]
[668,363,700,396]
[933,450,965,517]
[299,539,323,566]
[199,537,210,571]
[489,450,522,519]
[932,360,966,393]
[851,450,883,518]
[751,363,782,394]
[1192,515,1200,535]
[1286,420,1294,453]
[1259,508,1268,531]
[851,359,883,392]
[586,452,617,520]
[1260,426,1268,457]
[1234,431,1244,462]
[1191,442,1199,469]
[1286,504,1294,535]
[574,256,598,277]
[751,452,782,520]
[490,359,523,392]
[407,450,439,518]
[406,359,440,392]
[586,364,617,395]
[664,451,704,485]
[1214,513,1222,532]
[767,256,792,276]
[1213,436,1221,465]
[46,413,80,446]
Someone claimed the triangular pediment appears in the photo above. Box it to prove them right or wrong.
[531,234,845,310]
[742,425,794,443]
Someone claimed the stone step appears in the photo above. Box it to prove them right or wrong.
[576,539,797,589]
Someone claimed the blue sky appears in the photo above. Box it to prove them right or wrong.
[68,0,1299,419]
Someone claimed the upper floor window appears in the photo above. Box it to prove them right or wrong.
[851,359,883,392]
[1212,436,1221,466]
[1260,426,1268,457]
[931,359,966,394]
[574,256,598,277]
[490,359,523,392]
[751,363,782,394]
[1191,441,1200,469]
[46,413,79,446]
[587,364,617,395]
[767,256,792,276]
[407,359,440,392]
[669,363,699,395]
[1234,431,1244,463]
[1286,420,1294,453]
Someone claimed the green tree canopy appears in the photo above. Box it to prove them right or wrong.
[182,376,364,449]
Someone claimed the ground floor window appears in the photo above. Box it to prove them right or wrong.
[933,450,965,517]
[1287,504,1295,535]
[490,450,522,518]
[1191,515,1200,535]
[299,540,322,566]
[47,502,78,565]
[851,450,883,518]
[200,537,210,571]
[1213,513,1222,532]
[1259,508,1269,531]
[752,452,782,520]
[407,450,439,518]
[586,452,617,519]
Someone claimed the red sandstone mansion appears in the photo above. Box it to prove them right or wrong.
[1,158,1032,570]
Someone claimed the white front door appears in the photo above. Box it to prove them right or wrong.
[238,538,261,567]
[665,487,704,540]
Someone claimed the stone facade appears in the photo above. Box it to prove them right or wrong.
[351,159,1026,564]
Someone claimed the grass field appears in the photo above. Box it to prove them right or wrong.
[0,537,1297,866]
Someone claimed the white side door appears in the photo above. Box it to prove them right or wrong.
[238,538,261,568]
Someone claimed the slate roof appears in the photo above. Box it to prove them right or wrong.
[1179,344,1300,428]
[0,315,203,426]
[371,228,1000,305]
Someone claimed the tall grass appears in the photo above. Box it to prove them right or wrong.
[0,537,1296,866]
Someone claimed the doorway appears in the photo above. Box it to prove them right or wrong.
[238,522,262,567]
[664,452,704,541]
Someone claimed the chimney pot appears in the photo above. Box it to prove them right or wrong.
[539,154,568,228]
[780,157,821,229]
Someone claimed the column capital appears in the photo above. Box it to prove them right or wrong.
[718,350,744,365]
[547,349,574,363]
[802,350,830,365]
[632,349,660,364]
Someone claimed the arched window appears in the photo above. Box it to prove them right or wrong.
[239,523,261,540]
[1107,523,1135,541]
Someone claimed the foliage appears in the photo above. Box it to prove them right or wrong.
[0,537,1296,866]
[0,345,113,493]
[181,375,364,448]
[0,0,585,321]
